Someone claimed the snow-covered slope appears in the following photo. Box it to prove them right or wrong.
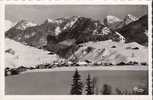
[104,15,122,25]
[124,14,138,25]
[103,15,124,30]
[70,40,148,65]
[45,18,54,23]
[14,20,37,30]
[5,38,58,68]
[103,14,139,30]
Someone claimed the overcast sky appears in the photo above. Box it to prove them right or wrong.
[5,5,148,24]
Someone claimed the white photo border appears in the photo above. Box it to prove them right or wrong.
[0,0,152,100]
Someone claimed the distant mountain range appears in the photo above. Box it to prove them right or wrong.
[5,14,148,68]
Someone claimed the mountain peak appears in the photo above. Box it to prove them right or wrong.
[127,14,138,19]
[124,14,138,25]
[104,15,122,25]
[44,18,54,24]
[14,19,37,30]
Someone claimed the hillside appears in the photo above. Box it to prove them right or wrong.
[69,40,148,65]
[5,38,58,68]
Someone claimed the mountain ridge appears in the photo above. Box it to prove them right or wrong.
[5,14,148,58]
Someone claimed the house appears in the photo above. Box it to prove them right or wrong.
[77,61,88,66]
[67,61,73,65]
[16,66,27,72]
[5,69,11,76]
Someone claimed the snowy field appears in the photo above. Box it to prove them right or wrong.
[25,65,148,73]
[5,67,148,95]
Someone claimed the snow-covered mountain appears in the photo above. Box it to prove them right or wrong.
[5,14,148,65]
[6,16,124,57]
[117,15,148,45]
[104,15,122,25]
[14,20,37,30]
[103,15,124,30]
[103,14,139,30]
[45,18,54,23]
[5,38,58,68]
[104,14,148,45]
[124,14,138,25]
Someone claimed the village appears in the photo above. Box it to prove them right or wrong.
[5,57,147,76]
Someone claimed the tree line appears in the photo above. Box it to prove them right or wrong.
[70,69,112,95]
[70,69,148,95]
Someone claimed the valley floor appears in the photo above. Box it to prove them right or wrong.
[25,65,148,73]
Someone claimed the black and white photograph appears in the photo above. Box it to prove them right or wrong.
[5,5,149,95]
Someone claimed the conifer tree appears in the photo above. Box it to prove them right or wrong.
[70,69,83,95]
[101,84,112,95]
[92,76,98,94]
[85,74,94,95]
